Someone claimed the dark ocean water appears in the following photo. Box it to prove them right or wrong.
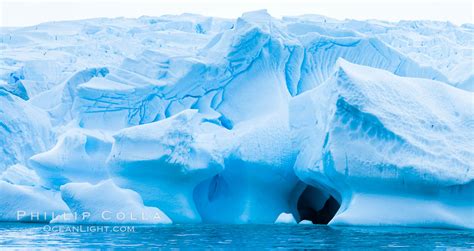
[0,223,473,249]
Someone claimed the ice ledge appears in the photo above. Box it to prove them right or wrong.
[330,192,474,229]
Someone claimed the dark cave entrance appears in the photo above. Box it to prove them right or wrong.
[296,185,341,224]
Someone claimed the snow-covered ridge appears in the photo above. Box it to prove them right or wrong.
[0,10,472,228]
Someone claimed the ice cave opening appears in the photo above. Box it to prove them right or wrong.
[296,185,341,224]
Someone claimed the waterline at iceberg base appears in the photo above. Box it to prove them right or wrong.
[0,10,473,230]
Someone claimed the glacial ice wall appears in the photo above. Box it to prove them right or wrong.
[0,10,473,228]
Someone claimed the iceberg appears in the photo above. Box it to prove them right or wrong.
[51,180,171,224]
[194,112,301,223]
[0,90,53,172]
[108,110,227,223]
[29,129,112,189]
[299,220,313,225]
[0,180,68,222]
[275,213,297,224]
[0,10,472,228]
[290,59,474,229]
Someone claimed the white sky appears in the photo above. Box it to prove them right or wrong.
[1,0,473,27]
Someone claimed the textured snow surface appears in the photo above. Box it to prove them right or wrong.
[0,10,473,228]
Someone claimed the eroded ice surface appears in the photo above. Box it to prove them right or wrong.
[0,10,472,228]
[290,59,474,228]
[51,180,171,224]
[108,110,227,223]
